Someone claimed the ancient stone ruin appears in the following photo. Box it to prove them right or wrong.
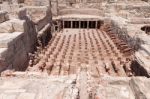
[0,0,150,98]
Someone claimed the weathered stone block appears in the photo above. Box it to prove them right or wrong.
[0,21,13,33]
[25,0,49,6]
[0,32,23,48]
[129,18,150,24]
[130,77,150,99]
[10,19,26,32]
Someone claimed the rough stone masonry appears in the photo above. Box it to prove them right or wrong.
[0,0,149,99]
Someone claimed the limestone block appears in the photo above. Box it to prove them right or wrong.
[10,19,26,32]
[94,77,136,99]
[0,21,13,33]
[51,1,58,16]
[129,18,150,24]
[0,32,25,68]
[25,0,49,6]
[0,33,13,48]
[0,32,23,48]
[130,77,150,99]
[59,8,102,16]
[0,31,29,72]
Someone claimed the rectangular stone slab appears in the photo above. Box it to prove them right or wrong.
[0,32,23,48]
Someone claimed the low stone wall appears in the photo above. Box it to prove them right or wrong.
[0,4,52,72]
[129,18,150,24]
[0,32,28,71]
[17,6,52,46]
[24,0,49,6]
[0,18,37,72]
[37,23,52,47]
[59,8,103,16]
[24,6,52,47]
[24,6,51,32]
[103,17,136,48]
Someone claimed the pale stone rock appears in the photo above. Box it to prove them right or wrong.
[24,0,49,6]
[0,21,13,33]
[129,18,150,24]
[10,19,26,32]
[130,77,150,99]
[0,32,23,48]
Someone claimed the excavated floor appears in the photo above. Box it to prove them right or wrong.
[1,29,147,99]
[28,29,133,77]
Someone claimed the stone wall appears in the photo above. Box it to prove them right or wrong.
[0,18,37,71]
[0,0,53,72]
[25,6,51,31]
[129,18,150,24]
[51,0,58,16]
[59,8,103,16]
[24,0,50,6]
[24,6,52,47]
[103,17,135,49]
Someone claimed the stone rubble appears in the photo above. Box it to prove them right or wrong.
[0,72,149,99]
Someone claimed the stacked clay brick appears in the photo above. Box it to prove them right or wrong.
[28,29,134,77]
